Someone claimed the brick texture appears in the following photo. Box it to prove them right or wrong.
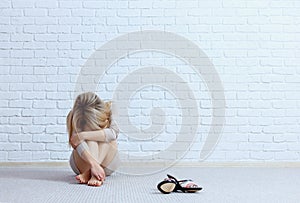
[0,0,300,162]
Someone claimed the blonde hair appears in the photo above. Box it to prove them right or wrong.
[66,92,112,145]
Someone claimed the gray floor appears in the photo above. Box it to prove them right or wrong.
[0,166,300,203]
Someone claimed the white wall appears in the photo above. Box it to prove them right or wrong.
[0,0,300,162]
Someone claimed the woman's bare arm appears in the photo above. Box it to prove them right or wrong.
[70,119,119,149]
[80,130,106,142]
[79,119,119,143]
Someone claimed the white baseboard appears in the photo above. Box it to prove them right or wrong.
[1,161,300,168]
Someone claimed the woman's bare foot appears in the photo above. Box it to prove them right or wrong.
[90,163,106,181]
[75,170,91,184]
[88,175,103,187]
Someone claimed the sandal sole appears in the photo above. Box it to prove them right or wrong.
[160,183,176,193]
[157,181,176,194]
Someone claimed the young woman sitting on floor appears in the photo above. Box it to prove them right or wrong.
[66,92,120,187]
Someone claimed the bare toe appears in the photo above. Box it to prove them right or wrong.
[75,170,91,184]
[88,176,102,187]
[76,174,87,184]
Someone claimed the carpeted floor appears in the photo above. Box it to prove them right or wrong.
[0,166,300,203]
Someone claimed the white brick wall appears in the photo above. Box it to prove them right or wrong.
[0,0,300,162]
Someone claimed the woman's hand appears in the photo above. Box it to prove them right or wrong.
[91,162,106,181]
[70,132,84,149]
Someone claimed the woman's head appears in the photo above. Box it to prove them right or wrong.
[66,92,112,144]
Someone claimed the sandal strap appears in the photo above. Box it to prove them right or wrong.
[179,180,198,188]
[167,174,178,182]
[166,174,199,191]
[167,174,192,183]
[163,178,177,185]
[178,179,192,182]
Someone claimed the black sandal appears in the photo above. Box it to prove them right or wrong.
[157,177,177,194]
[167,174,202,193]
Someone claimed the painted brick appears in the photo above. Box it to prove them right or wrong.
[9,134,32,142]
[8,151,32,161]
[0,143,20,151]
[32,151,50,160]
[275,151,299,160]
[12,0,35,8]
[83,1,106,9]
[250,151,274,160]
[50,151,70,160]
[22,143,45,151]
[33,134,56,143]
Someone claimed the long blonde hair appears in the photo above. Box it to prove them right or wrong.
[66,92,112,145]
